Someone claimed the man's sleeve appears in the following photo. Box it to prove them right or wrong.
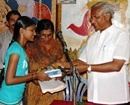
[113,32,130,63]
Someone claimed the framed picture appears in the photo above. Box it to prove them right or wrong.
[58,0,76,4]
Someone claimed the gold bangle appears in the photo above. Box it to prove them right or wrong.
[31,73,37,80]
[35,73,38,80]
[31,74,33,80]
[32,73,35,80]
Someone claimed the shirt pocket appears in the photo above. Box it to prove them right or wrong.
[102,45,114,62]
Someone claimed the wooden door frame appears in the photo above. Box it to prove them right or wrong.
[51,0,61,37]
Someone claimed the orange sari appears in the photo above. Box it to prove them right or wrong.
[24,38,65,105]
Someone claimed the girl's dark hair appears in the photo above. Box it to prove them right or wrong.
[36,19,54,33]
[12,16,36,42]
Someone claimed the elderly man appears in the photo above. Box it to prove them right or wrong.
[55,1,130,105]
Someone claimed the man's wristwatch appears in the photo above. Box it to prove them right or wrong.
[88,65,91,72]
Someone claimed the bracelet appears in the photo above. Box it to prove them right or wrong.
[31,73,38,80]
[32,73,35,80]
[35,72,38,80]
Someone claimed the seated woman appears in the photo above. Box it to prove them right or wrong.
[24,19,67,105]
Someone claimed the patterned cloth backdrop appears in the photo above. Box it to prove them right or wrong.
[61,0,130,51]
[0,0,53,34]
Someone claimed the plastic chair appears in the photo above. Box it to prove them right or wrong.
[63,75,87,102]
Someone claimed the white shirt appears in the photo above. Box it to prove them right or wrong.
[79,25,130,104]
[0,29,12,69]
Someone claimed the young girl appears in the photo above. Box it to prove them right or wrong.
[0,16,50,105]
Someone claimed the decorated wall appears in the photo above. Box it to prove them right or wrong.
[0,0,57,34]
[0,0,130,58]
[61,0,130,53]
